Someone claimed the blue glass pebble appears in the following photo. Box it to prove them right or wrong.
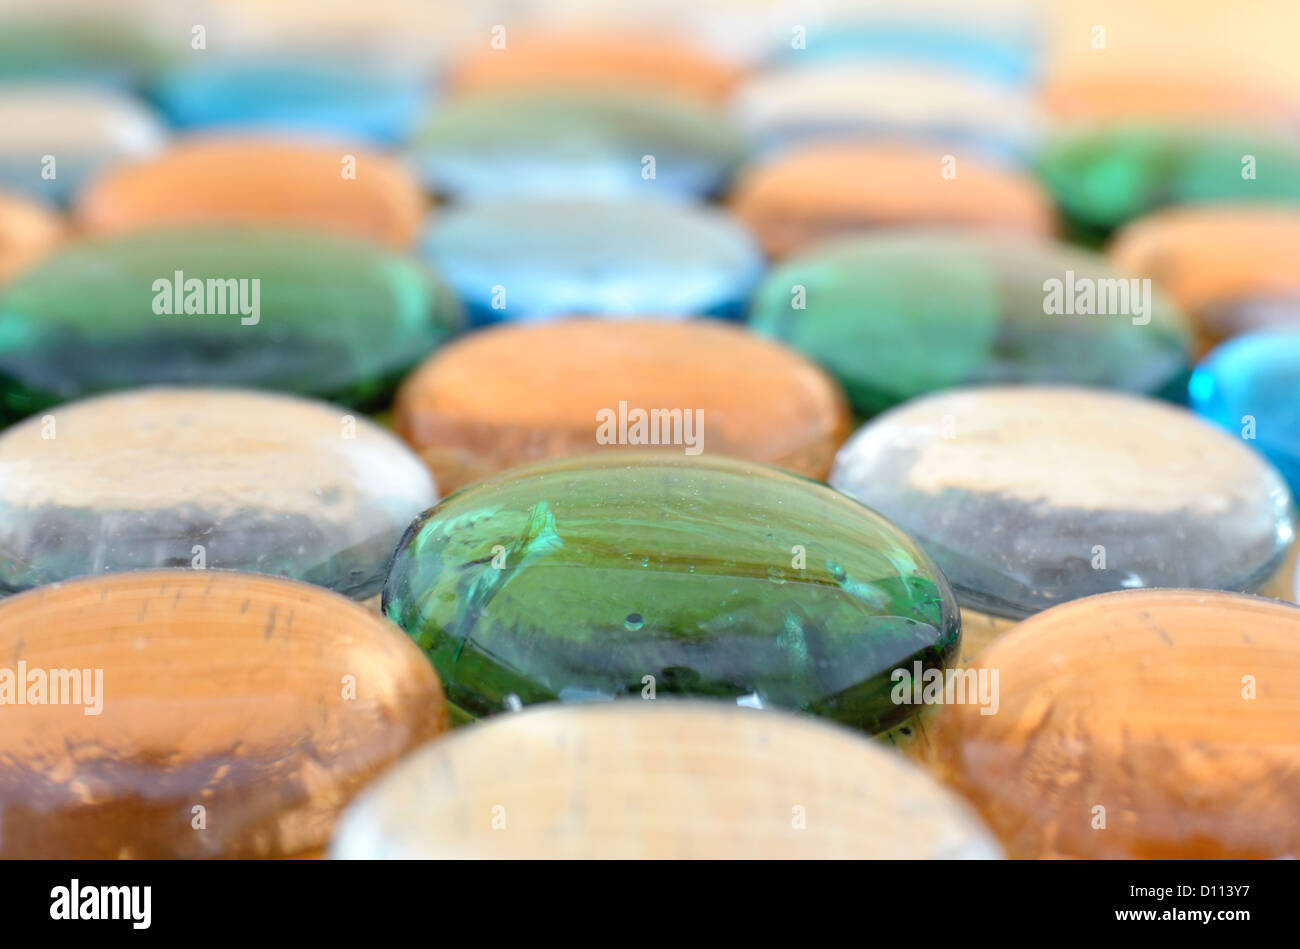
[421,198,764,324]
[773,18,1039,86]
[1190,330,1300,494]
[149,57,429,145]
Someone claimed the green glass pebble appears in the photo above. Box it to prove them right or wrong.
[0,226,462,422]
[1036,121,1300,239]
[383,452,960,733]
[748,230,1193,417]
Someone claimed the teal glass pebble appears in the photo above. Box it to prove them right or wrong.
[383,452,961,732]
[0,225,462,422]
[0,15,171,87]
[422,198,764,324]
[149,56,429,145]
[748,230,1193,417]
[407,88,744,200]
[1036,121,1300,239]
[1191,330,1300,495]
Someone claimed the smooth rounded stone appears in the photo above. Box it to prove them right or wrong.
[0,570,448,859]
[1190,331,1300,496]
[392,319,852,493]
[937,590,1300,859]
[0,225,463,422]
[0,9,173,86]
[0,84,166,204]
[0,387,436,598]
[767,0,1041,86]
[0,192,61,285]
[731,64,1042,163]
[729,142,1055,259]
[75,137,426,248]
[447,30,744,104]
[407,89,744,201]
[1043,70,1300,124]
[1035,121,1300,238]
[831,386,1294,624]
[1110,206,1300,347]
[332,701,1001,859]
[422,198,763,324]
[383,452,960,732]
[748,231,1194,416]
[148,56,429,146]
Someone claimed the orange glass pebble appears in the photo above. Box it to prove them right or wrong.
[1043,69,1300,124]
[1110,205,1300,347]
[729,143,1055,259]
[75,137,426,248]
[392,318,853,493]
[447,31,743,105]
[0,570,449,858]
[937,589,1300,859]
[0,191,60,285]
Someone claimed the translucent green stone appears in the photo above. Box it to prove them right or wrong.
[1036,121,1300,239]
[748,231,1193,417]
[383,452,960,733]
[0,226,462,422]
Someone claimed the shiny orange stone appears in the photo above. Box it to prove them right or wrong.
[728,143,1055,259]
[1043,69,1300,123]
[393,319,853,494]
[0,191,61,285]
[0,570,448,858]
[937,590,1300,859]
[447,31,744,105]
[75,137,426,248]
[1110,205,1300,347]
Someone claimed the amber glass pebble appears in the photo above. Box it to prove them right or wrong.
[1043,70,1300,124]
[393,319,852,493]
[938,589,1300,859]
[75,137,425,247]
[447,30,743,104]
[0,570,448,858]
[730,142,1055,259]
[0,190,60,284]
[1110,205,1300,347]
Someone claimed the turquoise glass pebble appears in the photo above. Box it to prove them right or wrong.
[0,225,462,421]
[1191,330,1300,494]
[408,88,744,201]
[748,230,1193,417]
[422,198,764,324]
[149,56,429,145]
[383,452,961,732]
[1036,121,1300,239]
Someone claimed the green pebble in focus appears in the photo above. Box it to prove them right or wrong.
[0,225,462,422]
[1036,121,1300,239]
[383,452,960,733]
[748,230,1193,417]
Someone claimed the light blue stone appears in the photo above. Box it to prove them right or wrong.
[421,198,764,324]
[773,18,1039,86]
[1190,330,1300,494]
[406,89,744,201]
[149,57,429,145]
